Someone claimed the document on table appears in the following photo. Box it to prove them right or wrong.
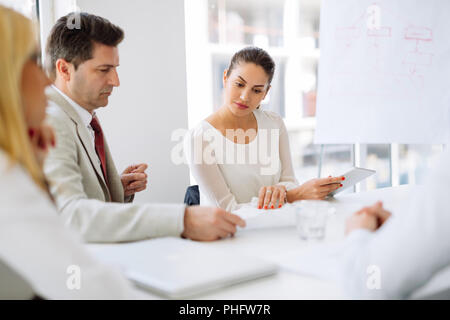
[268,243,345,281]
[233,198,345,282]
[233,198,296,230]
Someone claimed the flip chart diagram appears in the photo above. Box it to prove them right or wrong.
[315,0,450,144]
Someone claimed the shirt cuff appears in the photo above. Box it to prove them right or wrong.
[124,194,134,203]
[276,181,298,191]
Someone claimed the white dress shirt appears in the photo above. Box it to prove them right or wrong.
[0,150,139,299]
[338,149,450,299]
[184,109,299,212]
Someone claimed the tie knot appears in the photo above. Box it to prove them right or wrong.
[90,116,102,133]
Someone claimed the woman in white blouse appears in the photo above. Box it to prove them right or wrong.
[185,47,345,212]
[0,6,137,299]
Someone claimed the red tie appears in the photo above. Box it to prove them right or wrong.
[90,116,108,186]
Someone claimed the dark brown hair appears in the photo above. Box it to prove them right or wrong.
[45,12,124,80]
[226,46,275,84]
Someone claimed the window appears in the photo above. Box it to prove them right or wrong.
[398,144,443,185]
[366,144,391,190]
[0,0,37,19]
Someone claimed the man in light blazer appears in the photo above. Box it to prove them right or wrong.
[43,12,245,243]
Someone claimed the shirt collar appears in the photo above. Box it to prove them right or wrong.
[51,85,95,128]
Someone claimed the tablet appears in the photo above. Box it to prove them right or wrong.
[327,167,376,197]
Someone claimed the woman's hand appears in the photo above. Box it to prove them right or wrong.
[345,201,392,235]
[257,185,287,209]
[288,176,345,201]
[28,122,55,168]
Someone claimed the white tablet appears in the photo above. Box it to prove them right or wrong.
[327,167,376,197]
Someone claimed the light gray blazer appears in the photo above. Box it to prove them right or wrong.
[44,86,185,243]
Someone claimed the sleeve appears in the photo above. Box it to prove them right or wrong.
[184,126,243,212]
[124,194,135,203]
[44,112,185,243]
[265,111,299,191]
[0,166,140,299]
[337,151,450,299]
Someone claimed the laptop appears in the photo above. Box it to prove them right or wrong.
[89,237,278,299]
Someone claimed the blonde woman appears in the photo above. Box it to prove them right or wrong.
[0,6,138,299]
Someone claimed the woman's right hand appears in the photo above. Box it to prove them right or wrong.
[28,122,55,168]
[290,176,345,201]
[257,185,287,209]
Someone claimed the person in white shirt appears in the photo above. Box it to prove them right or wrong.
[0,6,138,299]
[185,47,345,212]
[43,12,245,242]
[340,150,450,299]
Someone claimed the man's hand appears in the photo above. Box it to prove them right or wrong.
[345,201,392,235]
[181,206,246,241]
[121,163,148,197]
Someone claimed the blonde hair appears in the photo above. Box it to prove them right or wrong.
[0,5,46,190]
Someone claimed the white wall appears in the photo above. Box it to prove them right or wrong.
[76,0,190,203]
[39,0,78,64]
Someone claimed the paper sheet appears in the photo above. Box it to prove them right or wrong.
[233,198,296,230]
[268,243,345,281]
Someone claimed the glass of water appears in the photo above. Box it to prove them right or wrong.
[294,200,334,241]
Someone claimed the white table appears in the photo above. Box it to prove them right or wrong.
[192,185,415,299]
[89,185,439,299]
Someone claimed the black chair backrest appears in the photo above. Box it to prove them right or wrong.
[184,185,200,206]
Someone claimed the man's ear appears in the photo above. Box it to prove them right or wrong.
[55,59,72,82]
